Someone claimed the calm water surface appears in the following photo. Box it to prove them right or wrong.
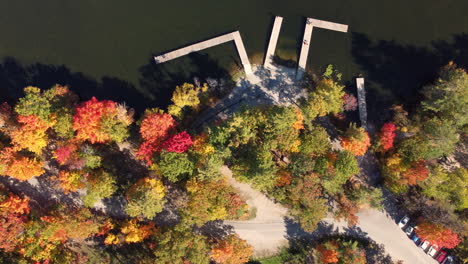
[0,0,467,116]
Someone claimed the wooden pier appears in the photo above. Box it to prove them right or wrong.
[356,78,367,130]
[296,18,348,80]
[264,16,283,69]
[154,31,253,76]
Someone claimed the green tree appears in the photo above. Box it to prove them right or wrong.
[158,152,194,182]
[322,151,359,195]
[82,170,117,207]
[299,126,330,155]
[153,224,211,264]
[421,62,468,128]
[421,167,468,211]
[125,178,166,219]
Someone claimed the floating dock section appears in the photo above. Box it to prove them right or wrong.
[154,31,253,76]
[264,16,283,68]
[296,18,348,80]
[356,78,367,130]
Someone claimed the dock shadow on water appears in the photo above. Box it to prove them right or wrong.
[138,52,235,110]
[351,32,468,122]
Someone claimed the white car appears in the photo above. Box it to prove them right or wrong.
[419,240,430,251]
[398,216,410,228]
[427,246,438,257]
[405,226,414,236]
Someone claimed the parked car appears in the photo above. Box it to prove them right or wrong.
[436,250,447,263]
[419,240,430,251]
[405,226,414,236]
[427,246,438,257]
[442,256,453,264]
[411,234,420,244]
[398,215,410,228]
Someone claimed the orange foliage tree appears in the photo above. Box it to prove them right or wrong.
[0,193,30,252]
[401,160,429,185]
[341,124,371,156]
[317,244,339,263]
[73,97,132,143]
[211,234,253,264]
[415,220,461,249]
[6,157,44,181]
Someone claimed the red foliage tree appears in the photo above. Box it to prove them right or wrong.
[415,221,461,249]
[401,160,429,185]
[136,112,177,165]
[136,141,159,166]
[54,143,78,165]
[72,97,117,143]
[342,93,358,111]
[378,122,396,152]
[161,131,193,153]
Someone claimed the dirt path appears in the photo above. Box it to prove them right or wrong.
[221,166,289,257]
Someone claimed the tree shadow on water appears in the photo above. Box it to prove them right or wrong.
[0,57,155,114]
[351,32,468,121]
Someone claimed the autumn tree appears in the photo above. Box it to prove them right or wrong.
[82,170,117,207]
[153,224,211,264]
[415,220,461,249]
[321,151,359,195]
[400,160,429,185]
[73,97,132,144]
[421,62,468,128]
[168,83,208,119]
[125,178,166,219]
[158,151,194,182]
[136,111,177,165]
[334,194,359,226]
[10,114,50,154]
[341,123,370,156]
[301,65,345,120]
[342,93,358,111]
[377,122,396,152]
[284,173,328,232]
[161,131,193,153]
[0,147,44,181]
[0,193,30,252]
[182,179,248,226]
[211,234,253,264]
[421,167,467,211]
[299,126,331,156]
[120,219,157,243]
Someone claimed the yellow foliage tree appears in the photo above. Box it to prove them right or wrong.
[168,83,208,118]
[10,115,50,154]
[121,219,157,243]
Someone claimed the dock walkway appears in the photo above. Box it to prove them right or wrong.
[154,31,253,75]
[264,16,283,69]
[356,78,367,130]
[296,18,348,80]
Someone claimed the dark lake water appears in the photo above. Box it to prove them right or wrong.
[0,0,467,118]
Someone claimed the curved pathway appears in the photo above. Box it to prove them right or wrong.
[222,166,437,263]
